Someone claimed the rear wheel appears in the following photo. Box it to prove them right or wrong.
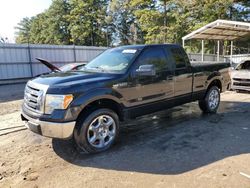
[199,86,220,113]
[74,108,119,153]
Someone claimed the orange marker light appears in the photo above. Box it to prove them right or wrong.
[63,95,73,109]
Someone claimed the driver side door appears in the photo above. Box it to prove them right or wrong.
[123,46,174,115]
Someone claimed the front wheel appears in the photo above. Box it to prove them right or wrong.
[199,86,220,113]
[74,108,119,153]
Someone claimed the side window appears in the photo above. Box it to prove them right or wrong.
[136,47,167,71]
[170,48,186,69]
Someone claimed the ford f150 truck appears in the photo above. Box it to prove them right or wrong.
[21,44,230,153]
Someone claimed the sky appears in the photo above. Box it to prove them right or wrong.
[0,0,52,43]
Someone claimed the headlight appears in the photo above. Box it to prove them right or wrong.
[45,94,73,114]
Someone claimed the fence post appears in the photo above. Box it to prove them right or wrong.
[217,41,220,62]
[73,44,76,62]
[201,40,204,62]
[230,41,233,66]
[28,43,33,77]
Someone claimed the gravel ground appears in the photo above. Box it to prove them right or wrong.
[0,85,250,188]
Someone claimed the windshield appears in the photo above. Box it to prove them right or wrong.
[236,60,250,70]
[82,48,138,73]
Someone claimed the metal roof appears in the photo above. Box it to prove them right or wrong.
[182,19,250,41]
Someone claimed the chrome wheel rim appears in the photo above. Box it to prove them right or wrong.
[87,115,116,148]
[208,89,219,110]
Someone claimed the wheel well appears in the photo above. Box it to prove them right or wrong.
[76,99,123,123]
[208,79,222,92]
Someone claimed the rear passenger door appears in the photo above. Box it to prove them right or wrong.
[168,47,193,100]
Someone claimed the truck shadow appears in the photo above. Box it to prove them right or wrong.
[52,100,250,175]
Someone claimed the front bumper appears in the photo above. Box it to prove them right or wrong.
[231,81,250,92]
[231,85,250,91]
[21,111,75,139]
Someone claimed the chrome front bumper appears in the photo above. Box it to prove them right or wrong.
[231,82,250,91]
[231,85,250,91]
[21,112,75,139]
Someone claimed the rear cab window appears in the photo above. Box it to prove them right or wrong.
[170,47,188,69]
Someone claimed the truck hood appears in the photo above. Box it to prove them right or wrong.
[36,58,61,72]
[231,70,250,79]
[32,71,116,87]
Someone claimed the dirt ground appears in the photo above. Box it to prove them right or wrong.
[0,84,250,188]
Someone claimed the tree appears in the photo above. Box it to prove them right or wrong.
[107,0,135,45]
[15,17,34,43]
[68,0,108,46]
[28,12,50,44]
[29,0,71,45]
[43,0,71,44]
[15,0,249,49]
[15,0,71,45]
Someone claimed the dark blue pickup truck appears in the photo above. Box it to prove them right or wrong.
[21,44,230,153]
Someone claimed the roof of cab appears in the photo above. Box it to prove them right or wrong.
[117,44,181,50]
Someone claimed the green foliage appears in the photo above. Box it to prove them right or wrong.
[15,0,250,48]
[15,17,34,43]
[16,0,71,45]
[134,9,162,44]
[106,0,150,45]
[68,0,108,46]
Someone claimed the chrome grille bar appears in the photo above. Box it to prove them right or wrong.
[24,81,49,113]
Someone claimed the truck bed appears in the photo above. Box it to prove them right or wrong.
[191,61,230,72]
[191,61,229,67]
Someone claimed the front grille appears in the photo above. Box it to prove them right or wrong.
[24,81,48,113]
[233,78,250,82]
[233,82,250,87]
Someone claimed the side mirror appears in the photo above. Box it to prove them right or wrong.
[136,64,156,76]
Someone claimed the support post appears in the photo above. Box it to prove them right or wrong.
[73,44,76,62]
[201,40,204,62]
[182,39,185,48]
[106,29,109,47]
[27,43,33,77]
[217,40,220,62]
[230,41,233,65]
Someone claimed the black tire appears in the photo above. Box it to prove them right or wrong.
[74,108,119,154]
[198,86,220,113]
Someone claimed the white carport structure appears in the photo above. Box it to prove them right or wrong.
[182,19,250,63]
